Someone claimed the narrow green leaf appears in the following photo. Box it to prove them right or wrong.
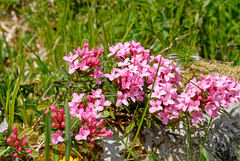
[18,128,33,139]
[197,146,210,161]
[52,145,59,161]
[121,16,137,43]
[123,122,135,138]
[37,105,49,111]
[23,41,50,75]
[148,151,162,161]
[45,112,51,161]
[53,81,66,88]
[9,76,21,131]
[60,66,70,80]
[65,99,71,161]
[0,146,9,157]
[82,142,98,161]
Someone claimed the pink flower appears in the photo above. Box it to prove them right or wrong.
[116,91,129,106]
[75,128,90,140]
[190,110,203,124]
[188,100,200,112]
[100,95,111,106]
[51,130,64,145]
[88,100,104,112]
[152,86,166,99]
[117,58,130,67]
[91,89,102,98]
[68,59,80,74]
[93,66,104,85]
[63,52,78,63]
[149,100,162,113]
[72,93,84,103]
[158,112,173,125]
[105,68,120,81]
[79,61,89,71]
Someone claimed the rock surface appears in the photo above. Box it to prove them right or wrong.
[101,103,240,161]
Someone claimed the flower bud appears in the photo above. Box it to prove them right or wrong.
[51,105,57,112]
[91,129,97,134]
[12,126,18,134]
[15,141,20,146]
[87,57,92,65]
[45,108,49,114]
[90,137,95,143]
[61,122,65,128]
[21,134,26,140]
[22,140,28,146]
[13,152,18,158]
[100,128,107,134]
[58,115,63,123]
[98,119,104,127]
[106,131,114,137]
[96,59,101,66]
[86,95,92,102]
[18,146,22,152]
[53,112,58,119]
[52,123,58,128]
[7,138,12,145]
[11,134,17,142]
[27,149,33,154]
[59,108,65,116]
[80,104,85,108]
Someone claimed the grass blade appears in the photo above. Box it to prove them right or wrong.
[45,111,51,161]
[82,142,98,161]
[65,99,71,161]
[23,41,51,75]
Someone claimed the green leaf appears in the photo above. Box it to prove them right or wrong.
[38,133,45,141]
[45,112,51,161]
[148,151,162,161]
[70,117,79,130]
[82,142,98,161]
[72,147,82,157]
[53,81,66,88]
[18,128,33,139]
[0,146,9,157]
[52,145,59,161]
[37,105,49,111]
[60,66,70,80]
[124,122,135,138]
[29,147,39,158]
[65,99,71,161]
[197,146,210,161]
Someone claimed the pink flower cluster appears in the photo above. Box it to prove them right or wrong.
[107,41,182,124]
[63,40,240,126]
[69,89,113,143]
[49,89,113,145]
[50,105,65,129]
[177,73,240,124]
[7,126,32,158]
[49,105,66,145]
[63,43,104,85]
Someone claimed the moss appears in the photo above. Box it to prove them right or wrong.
[181,59,240,87]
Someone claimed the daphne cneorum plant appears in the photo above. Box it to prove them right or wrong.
[7,40,238,159]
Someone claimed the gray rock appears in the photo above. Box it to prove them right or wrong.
[100,103,240,161]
